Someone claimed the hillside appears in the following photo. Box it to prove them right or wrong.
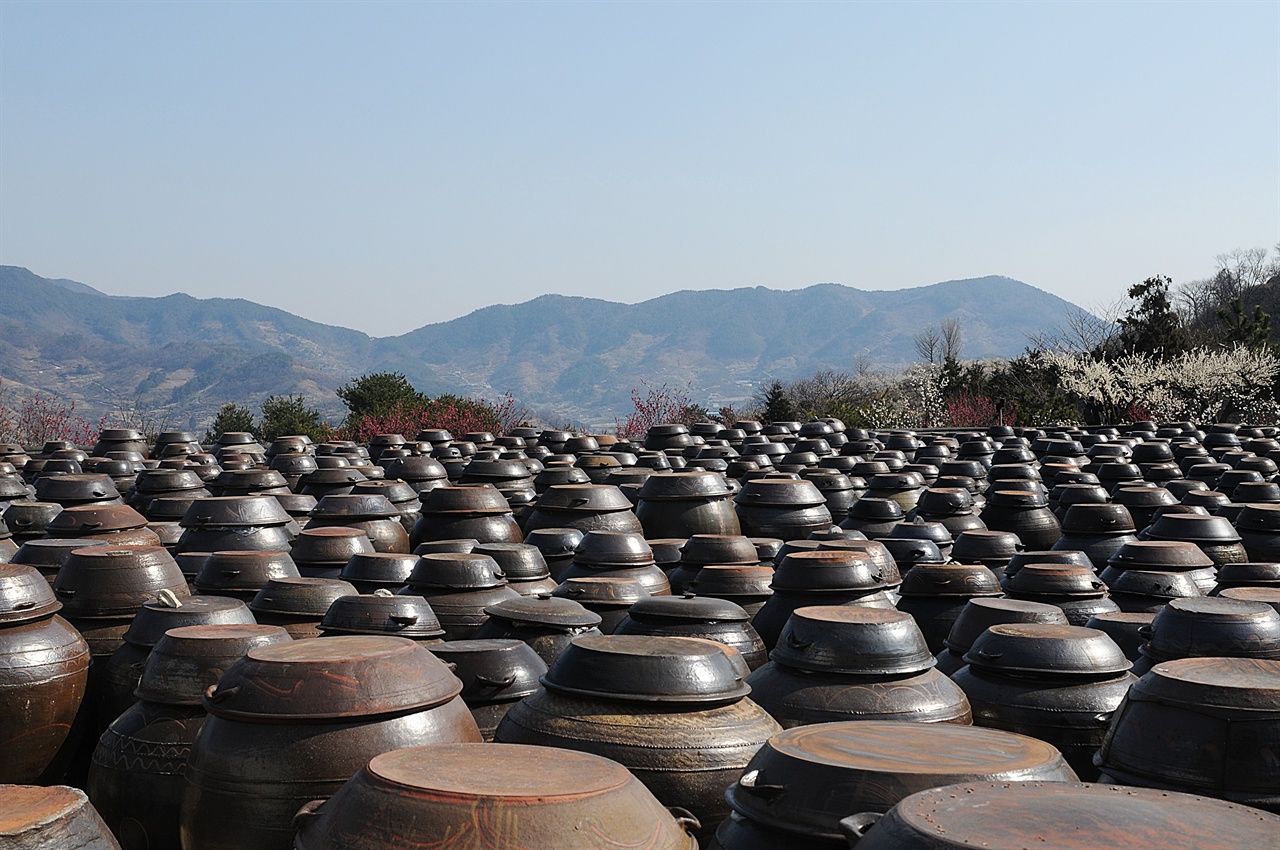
[0,266,1089,429]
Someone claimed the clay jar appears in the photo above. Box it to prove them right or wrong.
[425,639,546,740]
[180,636,482,850]
[192,550,301,600]
[735,479,833,540]
[0,784,123,850]
[494,634,780,844]
[291,743,699,850]
[616,592,768,670]
[174,496,292,554]
[745,606,972,729]
[289,527,375,579]
[715,722,1076,849]
[1141,512,1247,567]
[1051,503,1139,569]
[303,494,409,554]
[980,489,1062,551]
[98,594,255,728]
[471,593,602,666]
[0,564,91,784]
[951,624,1137,779]
[248,577,359,639]
[550,575,650,633]
[1004,563,1122,625]
[935,597,1068,676]
[667,533,759,595]
[87,623,292,850]
[894,563,1003,653]
[397,552,522,639]
[751,550,897,651]
[409,484,524,547]
[53,546,191,659]
[1095,656,1280,812]
[555,530,673,596]
[635,471,742,538]
[522,483,644,535]
[839,497,904,539]
[47,504,162,548]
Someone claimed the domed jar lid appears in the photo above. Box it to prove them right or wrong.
[47,503,149,535]
[427,638,547,703]
[1144,512,1242,543]
[54,545,190,616]
[1234,503,1280,532]
[897,563,1002,598]
[472,543,550,580]
[1059,503,1136,534]
[121,593,255,646]
[770,550,893,592]
[1007,564,1109,597]
[203,635,463,720]
[195,549,300,589]
[839,781,1280,850]
[540,633,751,703]
[0,563,61,623]
[249,577,358,617]
[687,564,775,598]
[406,552,509,590]
[524,527,585,559]
[963,623,1132,676]
[1105,539,1215,571]
[625,593,751,624]
[735,478,827,507]
[1109,569,1203,601]
[846,497,905,521]
[943,598,1069,652]
[535,483,635,512]
[1142,596,1280,660]
[319,589,446,639]
[772,606,936,675]
[179,495,292,528]
[571,530,654,567]
[886,519,955,548]
[419,484,513,514]
[292,743,698,850]
[339,551,418,586]
[678,534,758,567]
[636,470,733,500]
[482,594,602,629]
[726,722,1074,841]
[551,576,650,606]
[136,623,293,704]
[308,493,400,519]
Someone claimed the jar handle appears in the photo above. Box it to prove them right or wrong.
[206,683,240,703]
[475,673,517,689]
[666,807,701,836]
[839,812,883,846]
[292,799,326,830]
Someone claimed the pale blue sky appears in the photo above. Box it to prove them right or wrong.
[2,1,1276,335]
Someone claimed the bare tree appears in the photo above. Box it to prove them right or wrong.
[940,318,963,362]
[914,325,942,364]
[1026,302,1122,356]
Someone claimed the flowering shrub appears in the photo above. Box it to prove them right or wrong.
[0,381,106,447]
[1043,345,1280,424]
[945,392,1012,428]
[335,392,529,443]
[615,382,700,439]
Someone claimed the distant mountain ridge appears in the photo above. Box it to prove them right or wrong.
[0,266,1087,429]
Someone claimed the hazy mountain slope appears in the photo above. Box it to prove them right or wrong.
[0,266,1086,428]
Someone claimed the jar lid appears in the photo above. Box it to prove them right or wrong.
[541,633,751,703]
[203,635,463,720]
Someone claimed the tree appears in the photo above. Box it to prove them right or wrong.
[1116,275,1189,357]
[757,379,797,423]
[1217,296,1272,350]
[940,318,964,362]
[914,325,942,364]
[336,371,426,420]
[255,395,329,442]
[206,402,254,442]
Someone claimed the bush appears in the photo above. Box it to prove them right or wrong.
[255,395,331,443]
[206,402,255,442]
[0,381,105,447]
[335,392,529,443]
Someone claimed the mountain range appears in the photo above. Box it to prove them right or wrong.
[0,266,1088,429]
